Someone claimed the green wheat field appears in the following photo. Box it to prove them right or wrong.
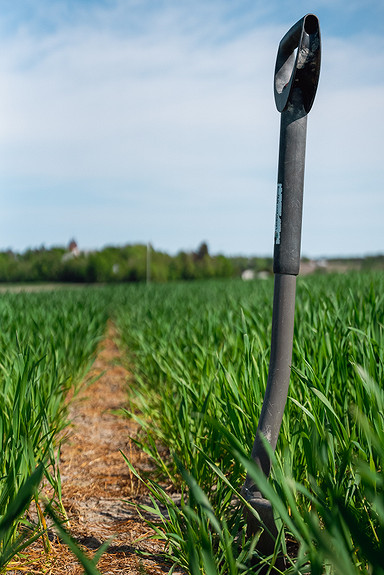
[0,272,383,574]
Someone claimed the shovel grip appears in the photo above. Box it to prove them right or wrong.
[274,14,321,114]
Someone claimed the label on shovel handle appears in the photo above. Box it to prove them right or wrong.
[274,183,282,245]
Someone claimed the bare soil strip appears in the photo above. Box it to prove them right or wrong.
[11,324,169,575]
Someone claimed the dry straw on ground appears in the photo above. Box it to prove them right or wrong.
[9,325,170,575]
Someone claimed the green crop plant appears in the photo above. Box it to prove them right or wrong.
[115,272,384,573]
[115,280,272,489]
[0,287,109,569]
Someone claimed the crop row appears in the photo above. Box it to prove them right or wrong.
[114,273,384,574]
[0,289,108,570]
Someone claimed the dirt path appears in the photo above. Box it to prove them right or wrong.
[13,324,170,574]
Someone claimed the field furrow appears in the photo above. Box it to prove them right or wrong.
[10,323,169,575]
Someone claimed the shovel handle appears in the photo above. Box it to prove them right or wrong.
[274,14,321,114]
[242,16,321,555]
[273,14,321,276]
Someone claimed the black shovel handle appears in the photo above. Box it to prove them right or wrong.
[274,14,321,114]
[273,14,321,276]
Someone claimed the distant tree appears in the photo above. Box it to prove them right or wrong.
[194,242,209,261]
[60,255,88,282]
[176,251,197,280]
[213,255,234,278]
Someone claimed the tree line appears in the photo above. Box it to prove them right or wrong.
[0,242,273,283]
[1,242,382,284]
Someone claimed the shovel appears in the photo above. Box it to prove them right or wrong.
[241,13,321,563]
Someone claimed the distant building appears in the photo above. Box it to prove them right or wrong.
[68,240,80,257]
[241,269,256,281]
[300,259,328,275]
[62,239,80,262]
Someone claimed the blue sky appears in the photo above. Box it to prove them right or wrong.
[0,0,383,257]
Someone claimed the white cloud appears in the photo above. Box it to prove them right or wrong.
[0,11,278,182]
